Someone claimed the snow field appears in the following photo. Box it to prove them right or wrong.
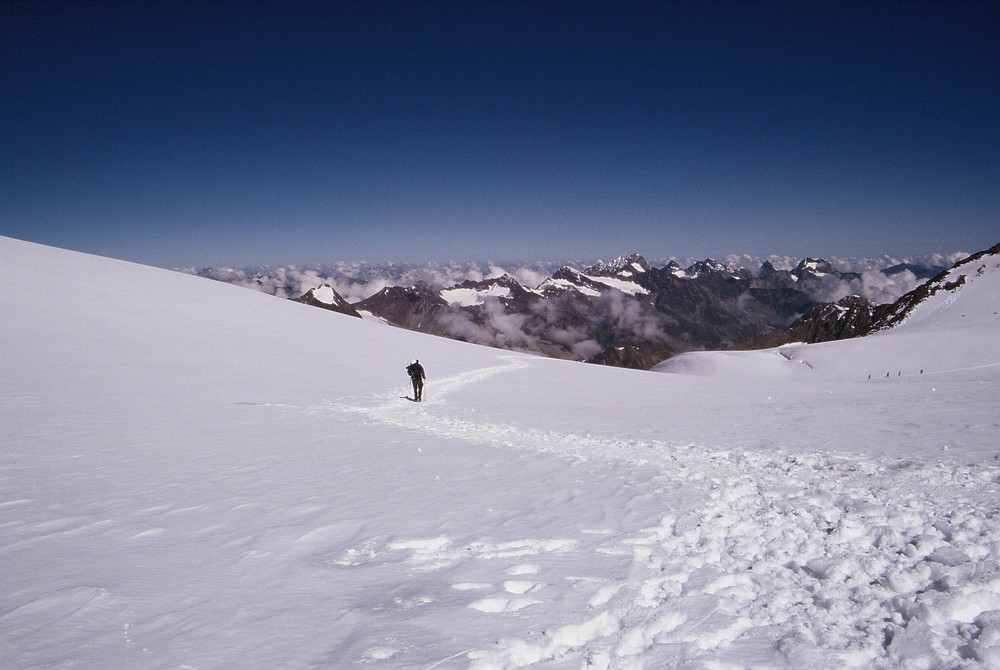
[2,236,999,668]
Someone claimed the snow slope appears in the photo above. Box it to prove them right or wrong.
[2,236,999,669]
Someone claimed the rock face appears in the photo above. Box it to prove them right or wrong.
[741,296,890,350]
[585,345,675,371]
[295,284,361,318]
[797,296,886,342]
[352,282,453,335]
[637,260,814,350]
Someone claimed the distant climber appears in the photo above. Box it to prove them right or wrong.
[406,359,426,401]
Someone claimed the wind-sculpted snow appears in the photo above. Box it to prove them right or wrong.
[2,236,998,669]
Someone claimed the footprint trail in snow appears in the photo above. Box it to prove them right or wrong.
[313,358,1000,668]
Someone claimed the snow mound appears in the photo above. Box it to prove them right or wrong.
[652,348,811,379]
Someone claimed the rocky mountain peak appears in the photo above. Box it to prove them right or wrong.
[662,260,686,277]
[486,273,526,290]
[758,261,779,276]
[585,253,650,277]
[792,258,836,279]
[295,284,361,318]
[684,258,733,279]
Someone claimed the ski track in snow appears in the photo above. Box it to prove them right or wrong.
[262,357,1000,668]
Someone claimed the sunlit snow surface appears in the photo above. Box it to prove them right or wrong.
[540,277,602,297]
[585,274,649,296]
[2,236,999,669]
[441,285,513,307]
[311,284,337,305]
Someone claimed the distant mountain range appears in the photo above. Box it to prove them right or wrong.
[259,250,988,369]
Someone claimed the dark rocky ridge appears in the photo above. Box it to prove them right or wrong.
[290,249,999,370]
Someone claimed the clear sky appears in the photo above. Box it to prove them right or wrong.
[1,0,997,267]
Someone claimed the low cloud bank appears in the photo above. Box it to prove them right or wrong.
[185,260,568,304]
[425,289,675,360]
[182,252,963,312]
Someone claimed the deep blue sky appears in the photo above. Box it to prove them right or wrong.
[2,1,997,267]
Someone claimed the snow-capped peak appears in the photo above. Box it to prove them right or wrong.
[306,284,337,305]
[539,262,650,297]
[683,258,735,279]
[584,253,651,277]
[792,257,837,279]
[295,283,360,317]
[440,275,528,307]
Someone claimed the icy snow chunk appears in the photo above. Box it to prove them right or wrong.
[803,557,854,582]
[885,564,932,594]
[547,611,621,651]
[503,580,541,595]
[360,646,399,662]
[926,546,970,567]
[975,610,1000,647]
[617,611,686,656]
[469,596,540,613]
[704,572,755,597]
[944,579,1000,623]
[387,536,450,552]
